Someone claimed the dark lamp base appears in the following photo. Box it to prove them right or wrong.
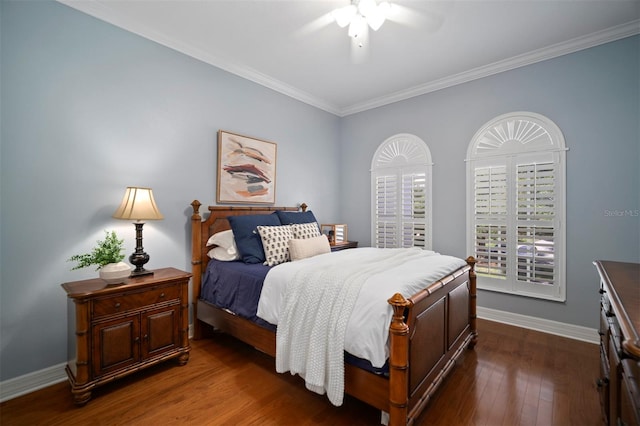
[131,268,153,277]
[129,222,154,278]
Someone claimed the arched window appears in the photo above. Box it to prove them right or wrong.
[466,112,567,301]
[371,134,433,249]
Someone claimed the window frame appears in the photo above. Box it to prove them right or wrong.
[371,134,433,250]
[466,112,567,301]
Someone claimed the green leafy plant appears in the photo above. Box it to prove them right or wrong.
[68,231,126,270]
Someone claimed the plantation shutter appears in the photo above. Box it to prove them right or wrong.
[516,160,556,286]
[400,172,427,248]
[473,165,508,278]
[372,134,432,250]
[375,174,398,248]
[466,112,566,301]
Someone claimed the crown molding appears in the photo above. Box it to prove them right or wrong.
[342,19,640,116]
[57,1,638,118]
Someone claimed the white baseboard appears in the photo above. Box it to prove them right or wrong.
[0,362,67,403]
[0,325,196,403]
[0,310,598,402]
[477,306,599,344]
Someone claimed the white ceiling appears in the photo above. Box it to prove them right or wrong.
[59,0,640,116]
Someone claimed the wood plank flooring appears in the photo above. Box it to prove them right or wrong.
[0,319,602,425]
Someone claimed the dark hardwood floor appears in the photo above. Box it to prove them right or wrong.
[0,319,602,425]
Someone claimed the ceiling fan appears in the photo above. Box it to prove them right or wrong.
[332,0,392,63]
[297,1,444,64]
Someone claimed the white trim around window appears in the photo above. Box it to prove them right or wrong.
[371,134,433,250]
[466,112,567,301]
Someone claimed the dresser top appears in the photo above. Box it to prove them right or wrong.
[62,267,191,298]
[594,260,640,358]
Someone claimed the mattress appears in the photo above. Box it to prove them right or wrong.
[199,258,387,373]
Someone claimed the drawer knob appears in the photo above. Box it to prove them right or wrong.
[160,293,165,298]
[114,302,121,309]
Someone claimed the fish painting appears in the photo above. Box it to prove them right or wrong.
[217,130,277,204]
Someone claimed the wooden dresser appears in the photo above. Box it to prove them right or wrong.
[62,267,192,405]
[594,260,640,426]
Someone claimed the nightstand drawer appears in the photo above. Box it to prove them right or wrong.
[93,285,179,317]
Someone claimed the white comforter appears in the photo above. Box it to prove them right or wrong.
[256,247,467,405]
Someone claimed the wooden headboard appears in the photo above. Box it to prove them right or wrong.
[189,201,307,305]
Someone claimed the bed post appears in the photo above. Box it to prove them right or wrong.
[191,200,204,339]
[466,256,478,348]
[387,293,411,426]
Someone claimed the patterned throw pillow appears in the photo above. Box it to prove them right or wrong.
[291,222,321,239]
[257,225,294,266]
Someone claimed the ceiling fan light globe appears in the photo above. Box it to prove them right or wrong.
[332,4,357,28]
[367,10,385,30]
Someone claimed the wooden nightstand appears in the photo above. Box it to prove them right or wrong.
[61,267,192,405]
[330,241,358,251]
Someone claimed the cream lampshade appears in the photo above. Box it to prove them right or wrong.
[113,186,164,276]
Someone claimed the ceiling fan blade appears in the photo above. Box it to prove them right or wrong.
[386,3,447,33]
[294,12,335,38]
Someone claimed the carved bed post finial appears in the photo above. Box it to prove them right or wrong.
[387,293,411,426]
[299,202,308,212]
[466,256,478,348]
[191,200,202,218]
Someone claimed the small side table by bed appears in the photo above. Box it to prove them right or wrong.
[330,241,358,251]
[61,267,191,405]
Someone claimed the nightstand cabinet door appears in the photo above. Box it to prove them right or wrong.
[92,313,140,377]
[143,304,181,358]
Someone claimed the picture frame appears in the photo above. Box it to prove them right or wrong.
[321,224,348,245]
[216,130,277,204]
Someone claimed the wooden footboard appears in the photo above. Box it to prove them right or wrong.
[387,257,477,426]
[190,201,476,426]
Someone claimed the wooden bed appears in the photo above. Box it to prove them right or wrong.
[190,201,477,426]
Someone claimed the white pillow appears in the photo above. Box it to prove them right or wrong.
[289,235,331,261]
[290,222,321,239]
[257,225,294,266]
[207,246,240,261]
[206,229,236,249]
[206,229,239,258]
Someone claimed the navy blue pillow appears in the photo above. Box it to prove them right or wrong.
[275,210,318,225]
[228,213,281,264]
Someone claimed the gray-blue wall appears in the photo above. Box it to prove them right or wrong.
[340,35,640,329]
[1,0,638,383]
[0,1,340,381]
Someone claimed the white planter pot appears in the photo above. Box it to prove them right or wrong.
[99,262,132,284]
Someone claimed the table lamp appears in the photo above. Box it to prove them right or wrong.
[112,186,164,276]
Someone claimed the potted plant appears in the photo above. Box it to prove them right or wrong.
[68,230,131,284]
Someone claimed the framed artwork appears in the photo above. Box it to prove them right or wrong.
[217,130,277,204]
